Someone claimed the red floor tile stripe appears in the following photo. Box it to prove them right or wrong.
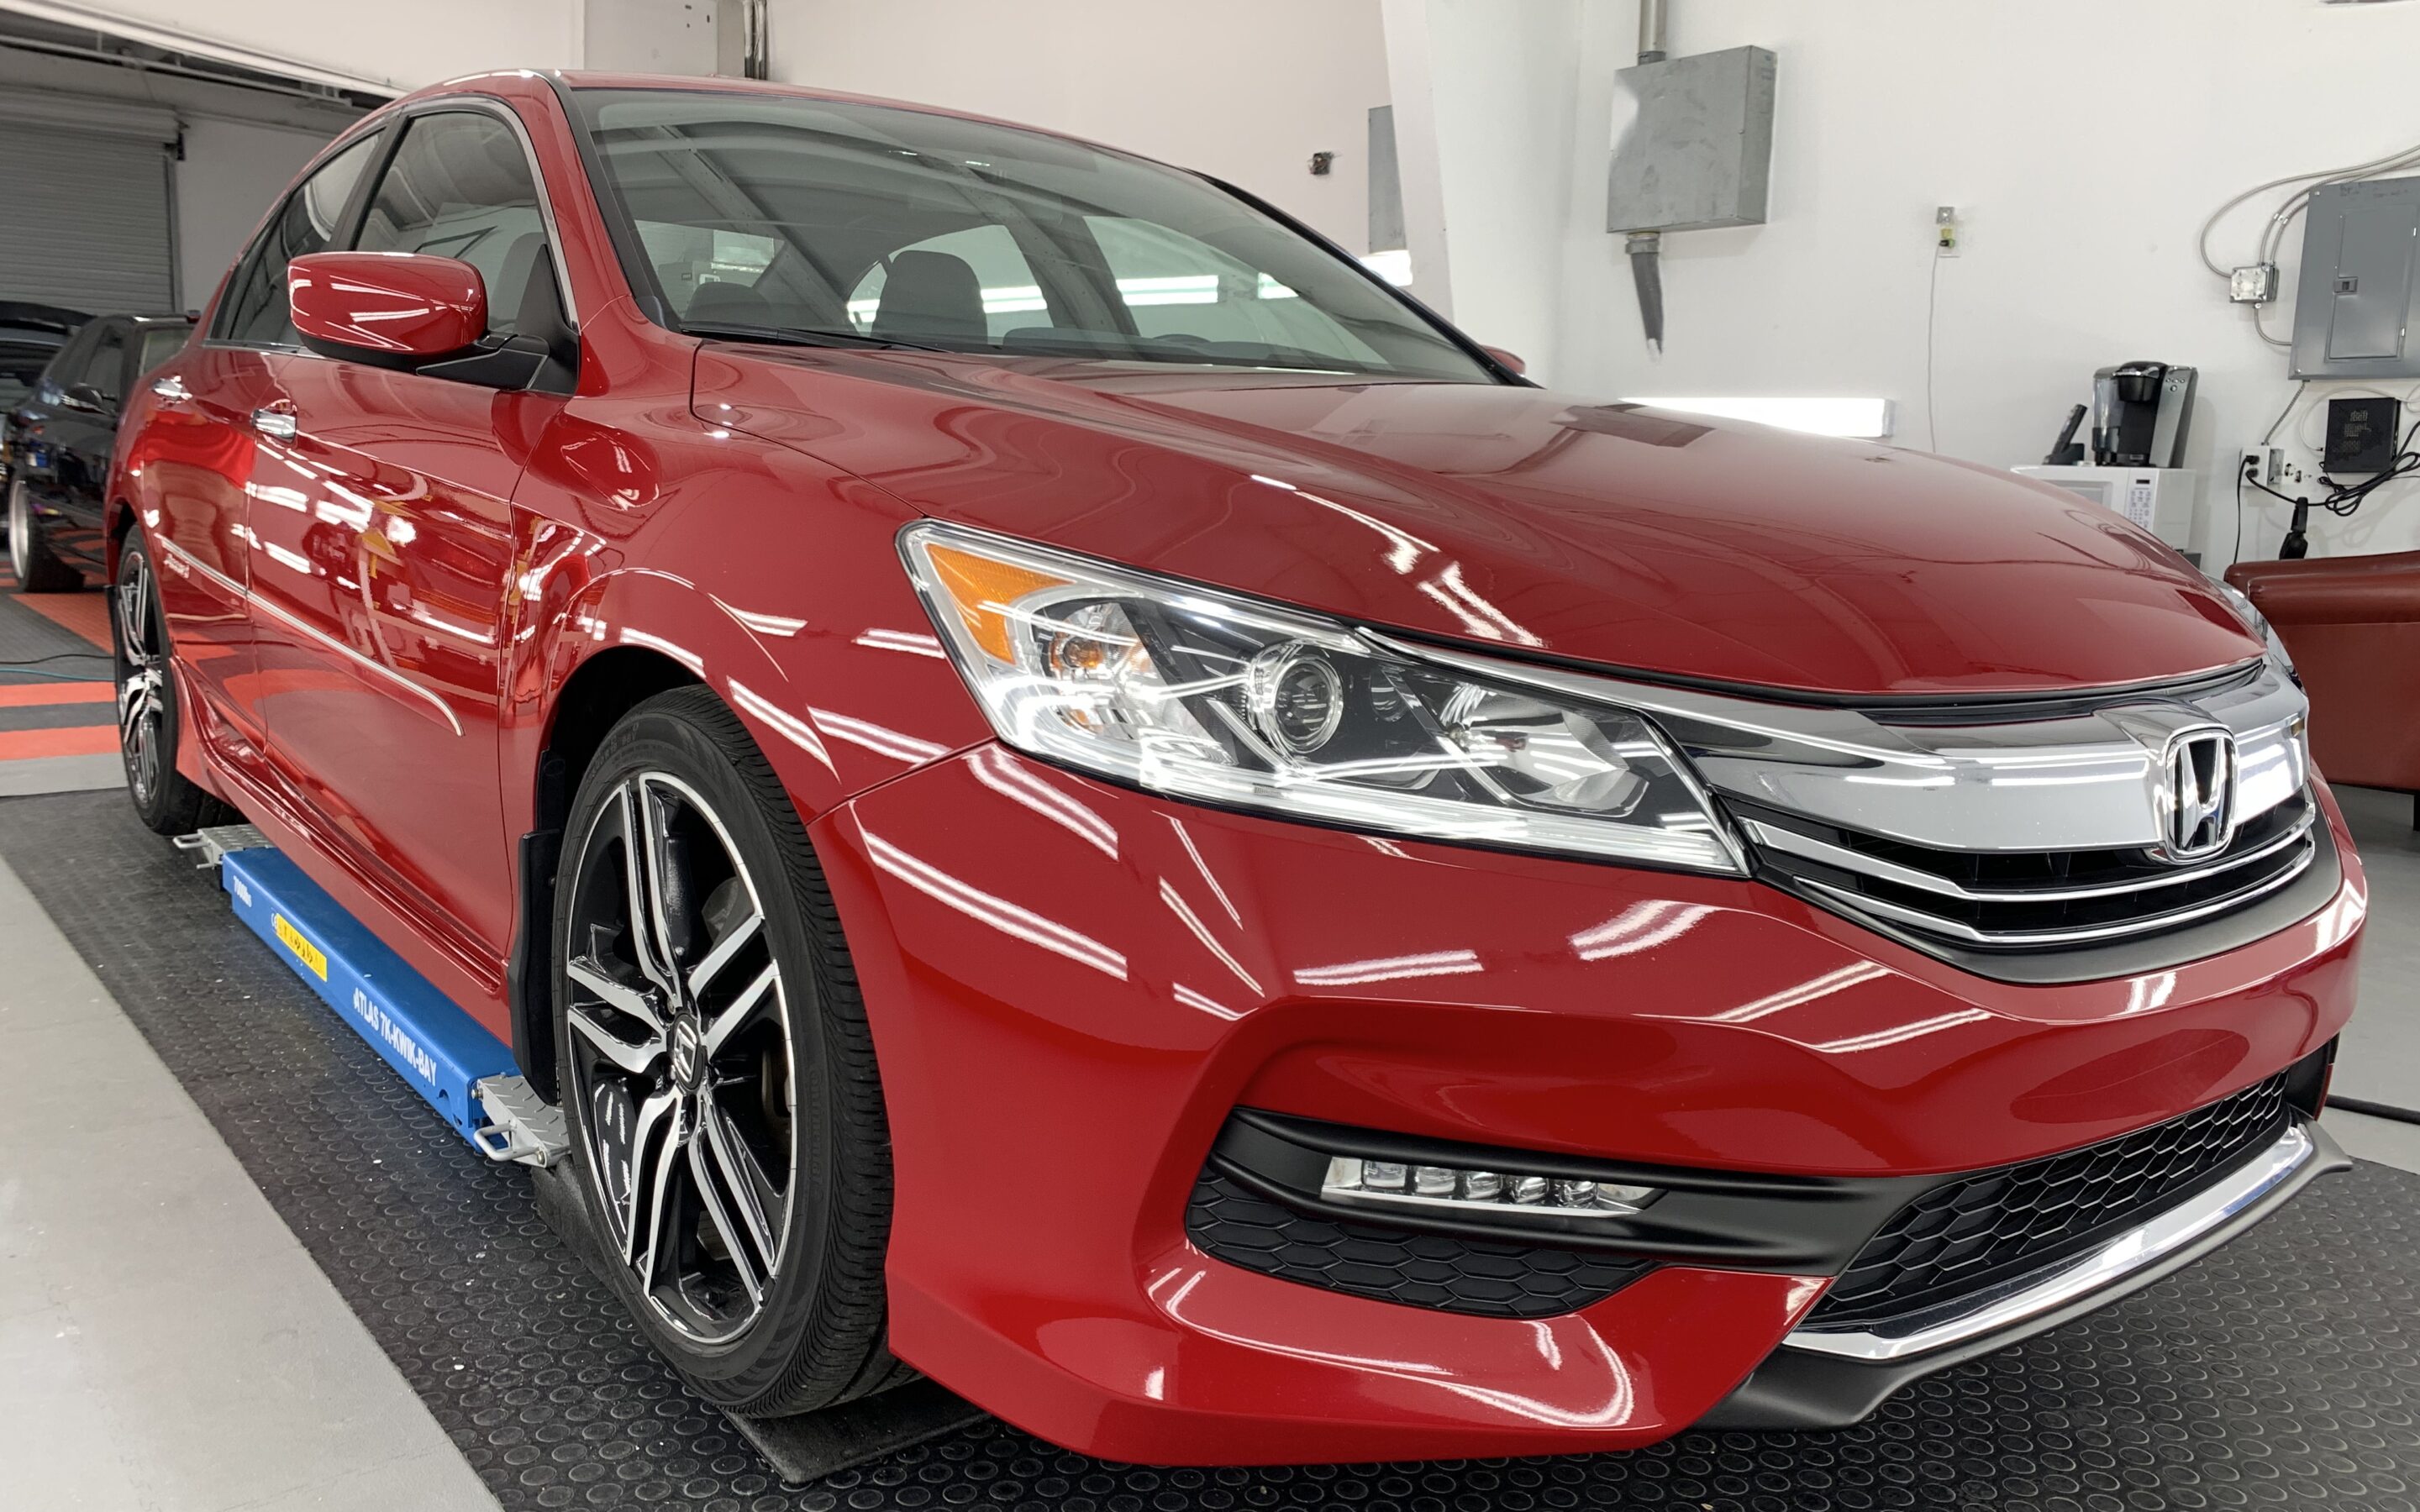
[16,591,112,650]
[0,681,113,707]
[0,726,118,759]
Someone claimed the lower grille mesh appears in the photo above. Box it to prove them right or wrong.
[1805,1073,2293,1331]
[1186,1168,1649,1318]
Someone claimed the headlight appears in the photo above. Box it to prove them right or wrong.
[899,522,1742,873]
[2212,580,2296,676]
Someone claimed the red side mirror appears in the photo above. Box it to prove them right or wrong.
[287,252,487,361]
[1480,345,1528,376]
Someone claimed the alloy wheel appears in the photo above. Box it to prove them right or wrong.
[565,770,796,1343]
[7,480,29,583]
[113,550,166,806]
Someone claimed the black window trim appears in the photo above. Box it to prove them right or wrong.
[534,72,1524,386]
[203,92,583,359]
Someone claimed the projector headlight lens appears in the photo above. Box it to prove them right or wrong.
[901,522,1739,872]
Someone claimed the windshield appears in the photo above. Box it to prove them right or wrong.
[571,88,1492,382]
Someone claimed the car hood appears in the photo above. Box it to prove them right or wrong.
[696,349,2261,698]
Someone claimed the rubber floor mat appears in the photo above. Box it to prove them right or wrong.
[4,786,2419,1511]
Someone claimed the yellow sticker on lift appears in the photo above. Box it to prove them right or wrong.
[273,913,329,981]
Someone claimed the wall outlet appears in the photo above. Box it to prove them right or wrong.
[1934,204,1961,257]
[2242,446,2284,486]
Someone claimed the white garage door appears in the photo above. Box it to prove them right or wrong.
[0,105,178,315]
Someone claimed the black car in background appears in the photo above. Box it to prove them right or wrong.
[5,312,192,590]
[0,302,89,553]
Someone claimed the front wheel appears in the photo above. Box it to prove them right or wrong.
[8,477,79,591]
[553,686,907,1415]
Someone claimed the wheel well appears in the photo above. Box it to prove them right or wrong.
[509,645,702,1100]
[536,646,702,832]
[107,499,135,580]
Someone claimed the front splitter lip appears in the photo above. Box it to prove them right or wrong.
[1699,1117,2353,1431]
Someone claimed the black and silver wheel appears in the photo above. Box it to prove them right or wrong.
[112,538,224,834]
[8,476,78,591]
[555,687,904,1414]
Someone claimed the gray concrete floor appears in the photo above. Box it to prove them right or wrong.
[0,848,499,1511]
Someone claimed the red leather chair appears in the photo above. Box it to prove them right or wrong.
[2227,550,2420,821]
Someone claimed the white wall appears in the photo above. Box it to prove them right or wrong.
[17,0,582,91]
[176,117,337,310]
[1534,0,2420,569]
[1381,0,1583,375]
[763,0,1392,253]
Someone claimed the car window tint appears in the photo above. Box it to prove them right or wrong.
[136,327,187,378]
[87,325,129,405]
[216,130,382,347]
[355,112,547,336]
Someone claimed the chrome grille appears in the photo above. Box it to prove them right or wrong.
[1742,787,2317,948]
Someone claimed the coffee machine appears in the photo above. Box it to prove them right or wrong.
[2091,361,2196,468]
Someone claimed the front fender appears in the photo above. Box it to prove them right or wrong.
[504,401,992,841]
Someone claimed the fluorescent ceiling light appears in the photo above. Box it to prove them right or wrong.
[1623,396,1896,440]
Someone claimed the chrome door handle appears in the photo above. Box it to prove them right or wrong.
[150,375,191,402]
[251,407,297,441]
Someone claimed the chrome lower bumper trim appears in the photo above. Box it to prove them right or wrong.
[1784,1121,2316,1362]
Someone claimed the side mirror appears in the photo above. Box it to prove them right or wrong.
[61,382,113,413]
[1479,345,1528,376]
[289,251,487,363]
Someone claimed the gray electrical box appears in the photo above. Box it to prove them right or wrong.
[2291,176,2420,379]
[1607,45,1778,234]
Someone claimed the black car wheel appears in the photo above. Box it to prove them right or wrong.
[554,686,907,1415]
[8,476,78,591]
[113,538,226,833]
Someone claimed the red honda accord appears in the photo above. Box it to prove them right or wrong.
[106,71,2362,1463]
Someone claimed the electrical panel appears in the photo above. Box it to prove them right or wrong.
[2291,176,2420,378]
[1607,46,1778,234]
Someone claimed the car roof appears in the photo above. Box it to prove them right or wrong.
[0,301,89,337]
[410,69,1127,161]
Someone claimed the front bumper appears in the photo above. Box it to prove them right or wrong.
[807,746,2366,1464]
[1705,1116,2350,1429]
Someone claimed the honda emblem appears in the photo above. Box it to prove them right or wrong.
[2159,727,2238,862]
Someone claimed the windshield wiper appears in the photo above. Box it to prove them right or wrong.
[681,320,960,355]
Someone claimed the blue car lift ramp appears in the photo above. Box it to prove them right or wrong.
[175,822,986,1476]
[176,823,566,1167]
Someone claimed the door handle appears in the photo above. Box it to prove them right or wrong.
[150,375,191,402]
[251,406,298,441]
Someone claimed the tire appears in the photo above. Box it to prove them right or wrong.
[552,685,908,1415]
[112,538,229,835]
[8,477,80,591]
